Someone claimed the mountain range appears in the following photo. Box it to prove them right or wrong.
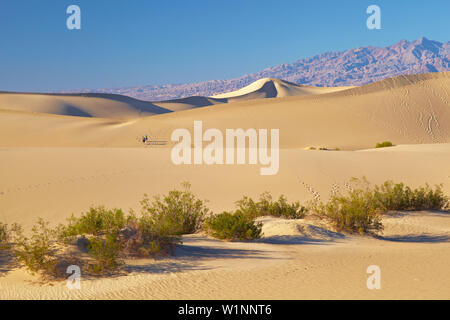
[67,37,449,101]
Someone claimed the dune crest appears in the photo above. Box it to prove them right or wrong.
[211,78,352,99]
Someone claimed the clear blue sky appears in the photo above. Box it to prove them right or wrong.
[0,0,449,92]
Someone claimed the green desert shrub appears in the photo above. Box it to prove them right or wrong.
[4,182,212,277]
[87,232,123,274]
[0,223,7,249]
[236,192,306,219]
[123,211,181,257]
[313,178,449,236]
[140,182,210,235]
[375,141,394,148]
[408,184,449,210]
[312,189,383,235]
[311,179,383,235]
[13,219,59,277]
[373,181,448,211]
[60,206,127,239]
[56,183,208,269]
[56,207,128,273]
[204,212,262,241]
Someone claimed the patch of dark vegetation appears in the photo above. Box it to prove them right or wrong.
[375,141,394,148]
[204,212,262,241]
[373,181,448,211]
[235,192,307,220]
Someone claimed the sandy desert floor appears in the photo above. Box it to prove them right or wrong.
[0,72,449,299]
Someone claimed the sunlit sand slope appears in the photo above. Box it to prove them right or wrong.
[0,72,448,149]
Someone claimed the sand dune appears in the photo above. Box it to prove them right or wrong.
[0,78,350,117]
[0,92,173,119]
[0,72,448,149]
[142,78,352,112]
[1,72,450,299]
[212,78,353,99]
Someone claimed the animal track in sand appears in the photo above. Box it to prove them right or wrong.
[330,183,341,197]
[300,181,321,201]
[343,181,354,193]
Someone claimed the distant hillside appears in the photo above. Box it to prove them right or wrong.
[66,37,449,101]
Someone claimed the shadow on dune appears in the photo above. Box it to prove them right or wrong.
[160,96,227,107]
[122,236,284,276]
[69,93,173,115]
[379,234,450,243]
[175,238,278,260]
[385,210,450,218]
[124,261,212,275]
[0,250,18,278]
[0,91,173,117]
[61,104,93,117]
[257,235,342,245]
